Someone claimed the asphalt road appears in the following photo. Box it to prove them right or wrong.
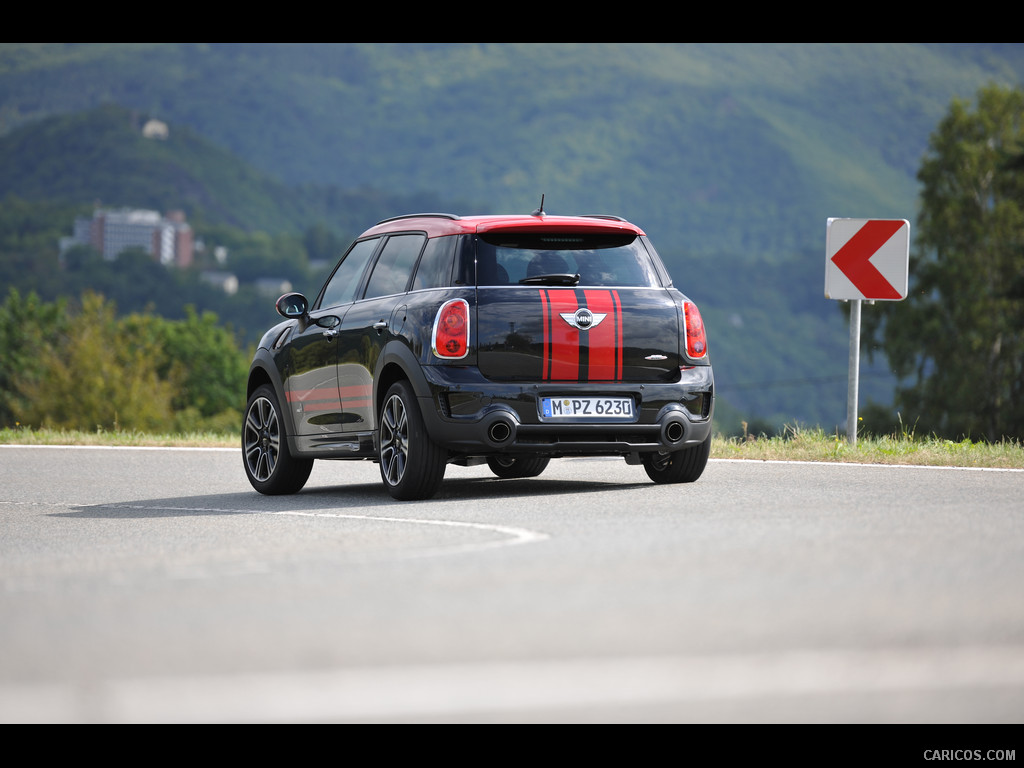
[2,445,1023,724]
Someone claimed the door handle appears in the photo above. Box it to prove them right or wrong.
[373,320,389,333]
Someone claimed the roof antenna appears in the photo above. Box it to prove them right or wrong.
[531,194,545,217]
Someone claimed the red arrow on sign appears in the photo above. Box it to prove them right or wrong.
[830,219,904,300]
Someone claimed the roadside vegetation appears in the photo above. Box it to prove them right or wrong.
[0,426,236,449]
[714,422,1024,469]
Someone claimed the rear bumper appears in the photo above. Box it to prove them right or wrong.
[418,364,714,457]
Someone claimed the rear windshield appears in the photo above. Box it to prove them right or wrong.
[474,232,662,288]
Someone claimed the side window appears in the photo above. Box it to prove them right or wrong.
[411,235,457,290]
[364,234,425,300]
[318,238,379,309]
[452,235,475,286]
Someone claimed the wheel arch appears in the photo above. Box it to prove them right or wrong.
[246,363,274,400]
[374,340,433,421]
[246,354,299,440]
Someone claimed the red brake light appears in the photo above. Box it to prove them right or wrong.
[683,301,707,359]
[433,299,470,359]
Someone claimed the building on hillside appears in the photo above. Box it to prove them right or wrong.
[142,119,169,140]
[199,271,239,296]
[63,207,193,267]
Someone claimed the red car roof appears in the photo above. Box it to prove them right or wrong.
[362,213,646,238]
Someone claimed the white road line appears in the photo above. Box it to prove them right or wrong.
[1,502,551,576]
[3,443,1022,471]
[274,509,549,552]
[710,458,1024,472]
[2,646,1022,723]
[92,504,550,556]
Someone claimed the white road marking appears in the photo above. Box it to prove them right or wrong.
[3,442,1022,471]
[1,501,552,591]
[711,458,1024,472]
[273,509,549,554]
[90,504,551,558]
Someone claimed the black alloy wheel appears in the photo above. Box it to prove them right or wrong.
[378,380,447,500]
[243,384,313,495]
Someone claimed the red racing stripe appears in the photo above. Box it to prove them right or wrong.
[543,289,579,381]
[583,289,621,380]
[539,290,551,380]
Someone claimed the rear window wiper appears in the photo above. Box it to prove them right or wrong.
[518,273,581,286]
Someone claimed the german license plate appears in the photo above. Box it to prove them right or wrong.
[541,396,634,419]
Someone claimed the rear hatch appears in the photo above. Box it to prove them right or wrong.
[471,229,683,383]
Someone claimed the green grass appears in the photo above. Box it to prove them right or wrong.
[3,423,1022,469]
[715,423,1024,469]
[0,425,238,448]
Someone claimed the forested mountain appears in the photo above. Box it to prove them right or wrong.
[0,103,465,236]
[1,43,1021,433]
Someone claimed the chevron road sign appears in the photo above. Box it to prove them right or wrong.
[824,217,911,447]
[825,218,910,301]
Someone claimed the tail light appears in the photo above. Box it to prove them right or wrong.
[432,299,470,359]
[682,301,708,360]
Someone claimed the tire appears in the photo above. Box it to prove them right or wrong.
[486,455,550,479]
[642,433,711,484]
[379,381,447,500]
[242,384,313,495]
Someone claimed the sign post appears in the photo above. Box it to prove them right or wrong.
[825,218,910,446]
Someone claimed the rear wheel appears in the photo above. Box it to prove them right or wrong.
[486,455,550,479]
[642,434,711,484]
[242,384,313,495]
[379,381,447,500]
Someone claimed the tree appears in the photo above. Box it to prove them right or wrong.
[1,288,250,433]
[0,288,70,426]
[12,291,178,432]
[864,84,1024,441]
[119,307,249,432]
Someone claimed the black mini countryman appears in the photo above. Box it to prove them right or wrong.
[243,211,714,500]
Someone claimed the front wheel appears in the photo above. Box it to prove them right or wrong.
[242,384,313,495]
[487,455,550,479]
[642,434,711,484]
[379,381,447,500]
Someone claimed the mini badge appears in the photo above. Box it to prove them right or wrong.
[559,308,607,331]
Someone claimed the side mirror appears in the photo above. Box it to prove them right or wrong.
[276,292,308,319]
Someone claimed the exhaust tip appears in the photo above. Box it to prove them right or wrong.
[488,420,513,444]
[664,420,685,444]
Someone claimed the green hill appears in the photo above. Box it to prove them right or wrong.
[5,43,1021,255]
[0,102,468,236]
[1,42,1022,433]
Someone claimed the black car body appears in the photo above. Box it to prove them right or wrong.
[243,211,714,500]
